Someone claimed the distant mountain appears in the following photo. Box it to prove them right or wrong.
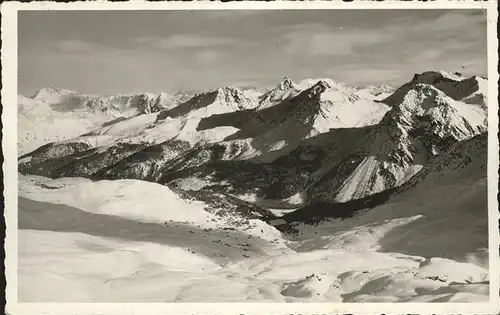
[31,88,180,115]
[30,87,79,102]
[18,88,187,155]
[360,84,394,98]
[18,94,109,156]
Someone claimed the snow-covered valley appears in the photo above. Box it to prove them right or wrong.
[17,71,491,303]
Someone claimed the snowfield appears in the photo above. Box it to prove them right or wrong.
[18,172,489,302]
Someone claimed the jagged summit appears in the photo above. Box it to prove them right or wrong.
[376,81,487,161]
[398,83,487,139]
[258,77,361,110]
[216,86,245,97]
[297,78,340,90]
[277,76,295,90]
[381,70,485,107]
[215,86,256,110]
[258,77,300,108]
[306,80,332,98]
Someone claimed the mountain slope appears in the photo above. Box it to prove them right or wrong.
[280,132,488,263]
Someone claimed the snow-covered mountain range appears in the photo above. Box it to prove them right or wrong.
[17,70,491,302]
[19,71,487,203]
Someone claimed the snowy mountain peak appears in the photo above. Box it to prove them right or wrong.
[277,76,296,90]
[258,77,301,108]
[382,79,484,151]
[216,86,246,101]
[31,87,78,100]
[312,79,332,90]
[216,86,244,95]
[306,80,331,99]
[136,92,179,114]
[382,70,486,107]
[215,86,256,110]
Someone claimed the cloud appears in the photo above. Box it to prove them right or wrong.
[54,39,128,57]
[19,9,487,96]
[135,34,251,50]
[56,40,100,53]
[280,24,392,56]
[421,10,486,32]
[195,50,222,62]
[279,10,485,59]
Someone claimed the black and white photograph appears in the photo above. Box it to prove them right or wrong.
[2,1,499,312]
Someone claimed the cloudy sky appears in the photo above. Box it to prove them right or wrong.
[18,9,487,96]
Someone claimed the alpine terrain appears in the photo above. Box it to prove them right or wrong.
[18,71,490,302]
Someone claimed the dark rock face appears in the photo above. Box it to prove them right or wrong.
[94,140,192,182]
[19,141,92,165]
[51,143,150,178]
[19,142,148,179]
[397,132,488,192]
[18,142,94,176]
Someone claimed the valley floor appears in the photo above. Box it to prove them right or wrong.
[18,175,489,302]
